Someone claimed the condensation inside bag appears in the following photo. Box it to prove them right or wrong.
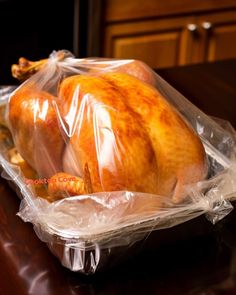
[1,50,236,254]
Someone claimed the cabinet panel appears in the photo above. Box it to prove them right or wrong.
[105,0,236,22]
[207,24,236,61]
[113,32,180,68]
[104,17,195,68]
[197,11,236,62]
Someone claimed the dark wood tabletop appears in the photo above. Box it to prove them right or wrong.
[157,59,236,128]
[1,59,236,295]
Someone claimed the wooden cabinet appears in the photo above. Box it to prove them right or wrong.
[198,11,236,62]
[98,0,236,68]
[104,16,196,68]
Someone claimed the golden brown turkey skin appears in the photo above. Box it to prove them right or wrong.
[113,60,156,86]
[8,88,64,177]
[102,73,207,202]
[58,75,159,194]
[59,73,207,201]
[88,60,156,86]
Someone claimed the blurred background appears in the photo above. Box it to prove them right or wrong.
[1,0,236,84]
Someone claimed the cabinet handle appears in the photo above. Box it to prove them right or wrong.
[187,23,198,32]
[202,22,212,30]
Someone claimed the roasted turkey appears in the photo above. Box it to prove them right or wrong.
[8,57,207,204]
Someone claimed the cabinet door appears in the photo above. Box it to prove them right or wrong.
[197,11,236,62]
[103,16,197,68]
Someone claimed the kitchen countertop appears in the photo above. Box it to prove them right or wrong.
[0,59,236,295]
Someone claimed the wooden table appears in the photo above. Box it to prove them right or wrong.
[0,59,236,295]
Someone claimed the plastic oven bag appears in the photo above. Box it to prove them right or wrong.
[0,50,236,274]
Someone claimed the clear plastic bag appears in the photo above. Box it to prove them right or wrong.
[0,50,236,274]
